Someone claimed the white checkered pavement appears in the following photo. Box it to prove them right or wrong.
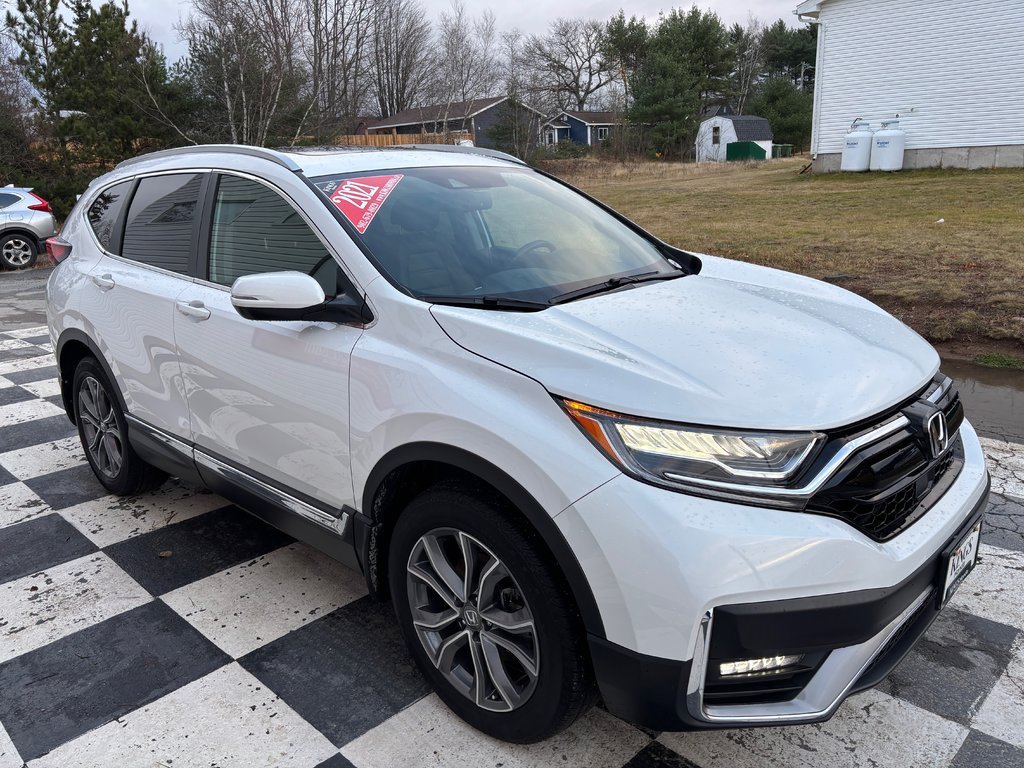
[1,324,1023,768]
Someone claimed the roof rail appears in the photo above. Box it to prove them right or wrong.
[397,144,527,166]
[114,144,302,173]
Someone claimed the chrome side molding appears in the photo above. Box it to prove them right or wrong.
[125,414,347,536]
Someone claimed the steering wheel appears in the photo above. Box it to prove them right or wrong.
[510,240,557,266]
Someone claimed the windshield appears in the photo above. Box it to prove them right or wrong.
[312,165,680,306]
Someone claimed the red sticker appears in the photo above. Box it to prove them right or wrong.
[328,175,404,233]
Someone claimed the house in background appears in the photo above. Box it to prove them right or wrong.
[796,0,1024,171]
[367,97,542,149]
[696,109,774,162]
[542,111,620,147]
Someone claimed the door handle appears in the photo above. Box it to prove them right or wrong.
[91,273,115,290]
[176,300,211,321]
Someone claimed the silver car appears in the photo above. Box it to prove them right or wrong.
[0,186,58,270]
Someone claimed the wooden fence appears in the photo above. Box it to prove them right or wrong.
[330,132,473,147]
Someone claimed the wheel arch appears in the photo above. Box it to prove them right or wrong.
[0,227,43,250]
[55,329,125,423]
[357,441,606,639]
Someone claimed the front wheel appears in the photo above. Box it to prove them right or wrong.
[389,483,596,743]
[72,357,167,496]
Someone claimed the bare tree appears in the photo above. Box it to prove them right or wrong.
[488,28,548,158]
[526,18,612,112]
[370,0,429,118]
[731,16,766,114]
[303,0,375,138]
[180,0,302,145]
[421,0,500,135]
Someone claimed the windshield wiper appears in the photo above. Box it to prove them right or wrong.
[550,271,683,305]
[426,295,549,312]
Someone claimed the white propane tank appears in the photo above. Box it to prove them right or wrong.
[841,119,874,172]
[870,119,906,171]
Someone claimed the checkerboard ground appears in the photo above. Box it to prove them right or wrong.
[1,324,1024,768]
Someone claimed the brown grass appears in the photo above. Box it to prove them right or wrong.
[558,158,1024,353]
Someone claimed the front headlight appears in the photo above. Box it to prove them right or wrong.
[560,399,824,507]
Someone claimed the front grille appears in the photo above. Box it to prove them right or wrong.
[804,378,965,541]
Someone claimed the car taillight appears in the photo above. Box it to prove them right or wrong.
[27,192,52,213]
[46,236,72,264]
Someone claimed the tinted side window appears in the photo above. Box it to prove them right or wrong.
[209,175,335,294]
[86,180,133,251]
[122,174,203,274]
[0,193,20,209]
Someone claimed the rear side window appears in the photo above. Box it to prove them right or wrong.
[122,174,203,274]
[86,180,133,251]
[208,175,334,293]
[0,193,19,209]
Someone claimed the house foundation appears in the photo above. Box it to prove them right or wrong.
[813,145,1024,173]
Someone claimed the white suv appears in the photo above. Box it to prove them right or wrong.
[46,145,990,743]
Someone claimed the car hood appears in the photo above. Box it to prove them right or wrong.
[429,256,939,431]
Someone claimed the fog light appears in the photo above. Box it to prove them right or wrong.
[719,654,803,677]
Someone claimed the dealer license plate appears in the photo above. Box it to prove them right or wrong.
[941,522,981,606]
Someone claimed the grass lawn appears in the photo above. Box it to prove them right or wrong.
[555,158,1024,357]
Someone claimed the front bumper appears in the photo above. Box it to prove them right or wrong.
[587,487,988,730]
[559,420,990,729]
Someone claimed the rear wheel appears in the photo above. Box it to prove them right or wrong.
[389,483,596,743]
[0,234,38,270]
[72,357,167,496]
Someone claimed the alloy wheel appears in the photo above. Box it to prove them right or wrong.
[2,238,33,268]
[78,376,123,479]
[406,527,540,712]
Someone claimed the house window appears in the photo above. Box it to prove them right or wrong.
[596,126,609,141]
[712,126,721,145]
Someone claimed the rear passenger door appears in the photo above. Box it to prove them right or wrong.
[173,172,362,512]
[81,173,205,440]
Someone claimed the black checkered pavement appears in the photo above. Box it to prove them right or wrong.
[2,324,1024,768]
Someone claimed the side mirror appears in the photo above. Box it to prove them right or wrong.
[231,272,326,320]
[230,271,372,324]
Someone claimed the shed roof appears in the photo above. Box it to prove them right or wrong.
[701,114,774,142]
[728,115,774,142]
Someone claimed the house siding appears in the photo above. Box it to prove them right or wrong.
[566,117,589,145]
[471,106,502,149]
[811,0,1024,157]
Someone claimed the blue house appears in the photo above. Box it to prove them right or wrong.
[542,111,619,147]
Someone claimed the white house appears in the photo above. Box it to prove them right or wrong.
[696,110,774,162]
[796,0,1024,171]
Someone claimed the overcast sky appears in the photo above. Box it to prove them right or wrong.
[133,0,802,63]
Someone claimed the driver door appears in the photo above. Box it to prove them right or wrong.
[173,172,362,512]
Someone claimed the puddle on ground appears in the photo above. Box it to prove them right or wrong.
[942,358,1024,444]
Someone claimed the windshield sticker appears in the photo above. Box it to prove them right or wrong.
[320,174,404,233]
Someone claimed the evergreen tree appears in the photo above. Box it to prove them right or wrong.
[629,6,731,158]
[4,0,66,122]
[748,77,813,151]
[55,0,175,163]
[602,11,648,106]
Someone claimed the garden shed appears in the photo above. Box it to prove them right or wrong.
[696,114,774,163]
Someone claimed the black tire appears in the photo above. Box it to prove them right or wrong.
[0,233,39,270]
[389,482,596,743]
[72,357,167,496]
